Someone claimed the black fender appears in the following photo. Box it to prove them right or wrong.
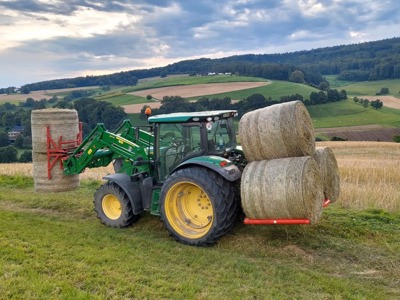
[172,156,242,182]
[103,173,143,214]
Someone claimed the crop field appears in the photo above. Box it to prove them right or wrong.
[0,141,399,299]
[130,82,270,100]
[0,86,100,103]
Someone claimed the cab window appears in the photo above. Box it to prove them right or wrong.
[157,123,202,180]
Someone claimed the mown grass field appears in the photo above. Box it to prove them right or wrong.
[0,142,399,299]
[307,100,400,128]
[326,76,400,97]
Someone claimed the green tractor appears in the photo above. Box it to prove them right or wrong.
[63,110,245,246]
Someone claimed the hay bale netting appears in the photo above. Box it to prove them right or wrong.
[31,108,80,153]
[32,152,80,192]
[31,109,80,192]
[239,101,315,161]
[241,157,324,223]
[313,146,340,203]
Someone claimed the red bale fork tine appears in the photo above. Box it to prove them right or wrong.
[46,122,83,179]
[244,198,332,225]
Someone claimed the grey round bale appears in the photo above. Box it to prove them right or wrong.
[241,157,324,224]
[313,146,340,203]
[239,101,315,161]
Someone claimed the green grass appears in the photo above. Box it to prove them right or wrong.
[0,175,399,299]
[96,94,151,106]
[307,100,400,128]
[326,76,400,97]
[0,99,24,105]
[324,75,355,88]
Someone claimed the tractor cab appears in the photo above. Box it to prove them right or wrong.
[148,110,238,181]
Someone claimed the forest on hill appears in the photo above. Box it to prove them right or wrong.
[2,37,399,93]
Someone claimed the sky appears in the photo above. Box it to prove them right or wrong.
[0,0,399,88]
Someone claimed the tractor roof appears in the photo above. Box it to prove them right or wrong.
[148,110,238,123]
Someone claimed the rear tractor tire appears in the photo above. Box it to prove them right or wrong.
[94,181,138,228]
[160,167,239,246]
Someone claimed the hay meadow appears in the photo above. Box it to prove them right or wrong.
[0,141,399,298]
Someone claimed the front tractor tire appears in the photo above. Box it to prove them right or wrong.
[94,181,138,228]
[160,167,239,246]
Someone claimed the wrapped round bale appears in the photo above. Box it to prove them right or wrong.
[313,146,340,203]
[31,109,80,192]
[241,157,324,223]
[239,101,315,161]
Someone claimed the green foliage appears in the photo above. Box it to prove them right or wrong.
[0,131,9,147]
[19,150,32,162]
[22,136,32,148]
[370,99,384,109]
[289,70,305,83]
[393,135,400,143]
[20,71,138,92]
[376,87,389,95]
[73,98,127,135]
[52,100,74,109]
[0,145,18,162]
[14,133,23,148]
[330,136,347,141]
[1,112,15,130]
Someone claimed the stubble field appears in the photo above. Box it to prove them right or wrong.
[1,141,399,213]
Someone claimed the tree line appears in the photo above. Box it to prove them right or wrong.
[145,88,347,118]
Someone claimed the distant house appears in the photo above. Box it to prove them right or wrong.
[8,125,25,141]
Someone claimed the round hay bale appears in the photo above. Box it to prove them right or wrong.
[241,157,324,223]
[239,101,315,161]
[31,109,79,154]
[313,146,340,203]
[32,152,80,192]
[31,109,80,192]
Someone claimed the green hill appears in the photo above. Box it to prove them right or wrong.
[307,100,400,129]
[97,76,318,106]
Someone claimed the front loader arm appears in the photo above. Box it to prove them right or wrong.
[63,123,151,175]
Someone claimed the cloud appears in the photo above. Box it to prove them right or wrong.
[0,0,399,87]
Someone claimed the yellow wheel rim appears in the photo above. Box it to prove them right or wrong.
[102,194,122,220]
[164,181,213,239]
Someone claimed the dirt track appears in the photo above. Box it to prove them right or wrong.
[361,95,400,109]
